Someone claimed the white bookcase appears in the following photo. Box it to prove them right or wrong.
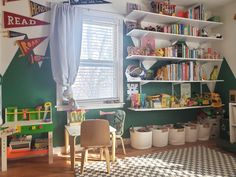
[229,103,236,143]
[125,7,224,111]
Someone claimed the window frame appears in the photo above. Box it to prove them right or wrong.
[56,9,124,111]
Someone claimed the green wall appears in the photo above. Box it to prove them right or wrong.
[215,59,236,117]
[2,31,208,147]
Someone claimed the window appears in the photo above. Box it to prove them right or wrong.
[69,11,123,109]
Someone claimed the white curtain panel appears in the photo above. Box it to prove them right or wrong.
[50,3,83,102]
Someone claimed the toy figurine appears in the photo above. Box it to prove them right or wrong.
[210,65,219,80]
[155,48,165,56]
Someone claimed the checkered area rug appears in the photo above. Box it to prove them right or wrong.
[75,146,236,177]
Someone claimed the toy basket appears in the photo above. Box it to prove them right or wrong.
[151,125,169,147]
[185,123,198,142]
[197,123,211,141]
[169,127,185,145]
[130,127,152,149]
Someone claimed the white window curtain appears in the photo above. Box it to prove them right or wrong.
[50,3,83,107]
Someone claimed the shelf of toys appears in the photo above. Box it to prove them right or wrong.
[0,102,53,172]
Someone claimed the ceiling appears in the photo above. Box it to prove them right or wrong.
[170,0,235,9]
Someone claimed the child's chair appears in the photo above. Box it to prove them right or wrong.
[80,119,111,174]
[100,110,126,155]
[65,109,86,153]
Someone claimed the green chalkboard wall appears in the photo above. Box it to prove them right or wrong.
[2,31,227,147]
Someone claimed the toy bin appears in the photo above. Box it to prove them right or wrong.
[169,127,185,145]
[184,123,198,142]
[130,127,152,149]
[197,123,211,141]
[207,119,220,139]
[152,125,169,147]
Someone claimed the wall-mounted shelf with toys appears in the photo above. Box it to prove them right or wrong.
[126,55,223,63]
[0,102,53,171]
[125,0,224,112]
[125,10,223,29]
[127,29,222,44]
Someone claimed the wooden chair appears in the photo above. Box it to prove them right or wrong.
[100,110,126,155]
[80,119,110,174]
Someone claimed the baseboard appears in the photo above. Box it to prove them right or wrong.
[53,138,131,155]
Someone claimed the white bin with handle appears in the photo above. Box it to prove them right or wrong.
[130,127,152,149]
[185,123,198,142]
[197,123,211,141]
[169,127,185,145]
[152,126,169,147]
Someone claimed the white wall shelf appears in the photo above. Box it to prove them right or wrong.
[127,29,223,43]
[125,10,223,29]
[127,79,224,84]
[128,105,224,112]
[126,55,223,63]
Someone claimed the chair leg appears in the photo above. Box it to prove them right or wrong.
[80,149,88,174]
[119,137,126,155]
[100,148,104,160]
[104,147,110,174]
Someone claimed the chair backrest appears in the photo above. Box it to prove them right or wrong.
[68,109,86,125]
[80,119,110,147]
[100,110,126,136]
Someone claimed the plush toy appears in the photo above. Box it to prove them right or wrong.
[155,48,165,56]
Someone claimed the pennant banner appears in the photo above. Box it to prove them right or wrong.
[3,11,50,28]
[2,0,20,6]
[16,36,47,56]
[30,1,51,17]
[2,30,26,38]
[30,54,50,64]
[70,0,111,5]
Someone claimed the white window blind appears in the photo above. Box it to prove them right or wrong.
[71,14,123,106]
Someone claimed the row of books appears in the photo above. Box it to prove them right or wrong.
[156,62,206,81]
[163,24,200,36]
[164,46,200,58]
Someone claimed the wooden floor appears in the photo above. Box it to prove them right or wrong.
[0,140,235,177]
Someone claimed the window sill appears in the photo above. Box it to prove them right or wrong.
[55,102,125,111]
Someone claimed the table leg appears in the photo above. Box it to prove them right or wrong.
[69,135,76,170]
[65,129,69,153]
[1,136,7,171]
[111,132,116,162]
[48,131,53,164]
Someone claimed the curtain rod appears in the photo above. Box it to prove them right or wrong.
[60,1,125,16]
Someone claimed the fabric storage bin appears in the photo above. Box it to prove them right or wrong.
[130,127,152,149]
[185,123,198,142]
[197,123,211,141]
[207,119,220,139]
[152,125,169,147]
[169,127,185,145]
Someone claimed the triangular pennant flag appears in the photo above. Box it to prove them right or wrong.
[30,54,50,64]
[38,61,43,68]
[2,30,26,38]
[30,1,51,17]
[3,11,50,28]
[2,0,20,6]
[16,36,47,56]
[70,0,111,5]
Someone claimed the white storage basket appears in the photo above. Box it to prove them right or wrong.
[169,127,185,145]
[197,123,211,141]
[152,126,169,147]
[130,127,152,149]
[185,124,198,142]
